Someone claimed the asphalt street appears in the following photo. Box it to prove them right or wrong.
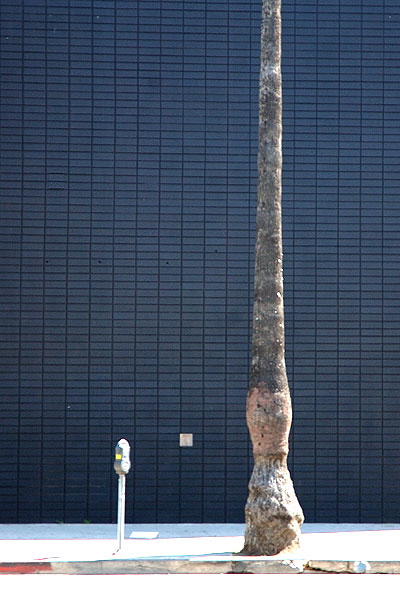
[2,572,400,606]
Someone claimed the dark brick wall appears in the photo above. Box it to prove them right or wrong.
[1,0,399,523]
[282,0,400,522]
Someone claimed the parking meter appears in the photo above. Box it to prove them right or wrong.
[113,438,131,553]
[114,438,131,475]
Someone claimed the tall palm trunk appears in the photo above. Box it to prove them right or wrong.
[241,0,304,556]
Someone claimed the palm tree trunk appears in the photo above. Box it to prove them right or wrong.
[241,0,304,556]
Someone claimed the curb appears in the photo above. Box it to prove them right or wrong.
[1,557,399,574]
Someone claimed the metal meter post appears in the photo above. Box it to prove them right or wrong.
[114,438,131,553]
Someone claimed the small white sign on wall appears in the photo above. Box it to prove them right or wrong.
[179,433,193,447]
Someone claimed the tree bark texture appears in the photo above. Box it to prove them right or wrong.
[241,0,304,556]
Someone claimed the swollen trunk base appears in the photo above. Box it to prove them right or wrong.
[241,455,304,556]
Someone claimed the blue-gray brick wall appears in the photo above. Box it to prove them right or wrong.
[1,0,399,523]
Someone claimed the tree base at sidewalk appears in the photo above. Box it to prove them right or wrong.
[241,455,304,556]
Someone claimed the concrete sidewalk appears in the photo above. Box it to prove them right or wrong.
[0,523,399,574]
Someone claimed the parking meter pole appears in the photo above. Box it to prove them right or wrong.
[117,473,126,553]
[113,438,131,554]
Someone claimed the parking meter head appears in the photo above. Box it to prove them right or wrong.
[114,438,131,475]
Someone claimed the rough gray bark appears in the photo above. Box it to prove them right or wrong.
[241,0,304,556]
